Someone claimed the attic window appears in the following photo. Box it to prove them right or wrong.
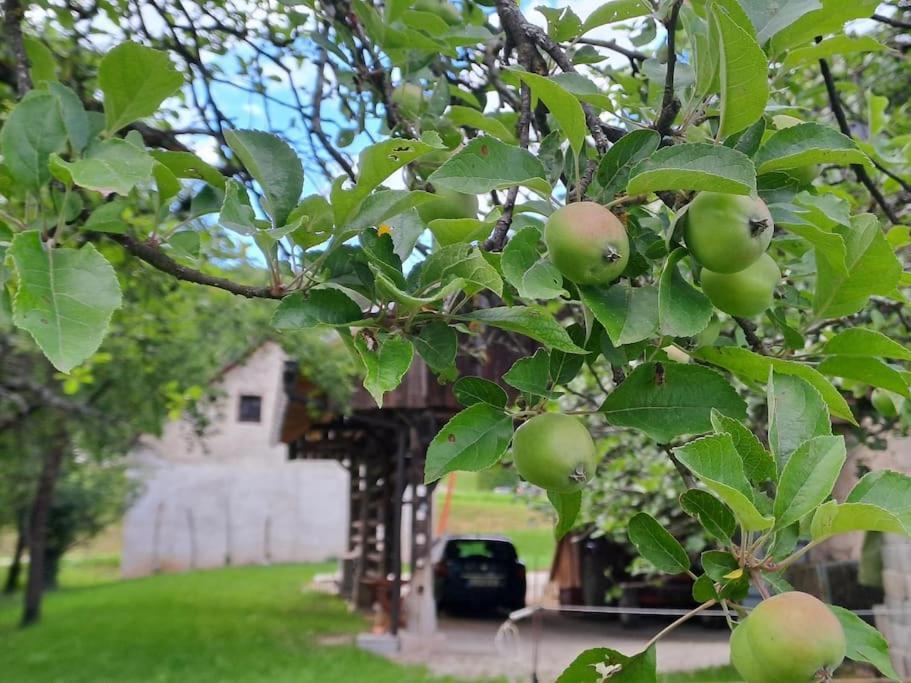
[238,395,262,423]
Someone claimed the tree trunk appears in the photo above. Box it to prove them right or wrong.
[21,434,67,627]
[2,513,27,594]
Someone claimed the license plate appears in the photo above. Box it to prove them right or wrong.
[465,574,503,588]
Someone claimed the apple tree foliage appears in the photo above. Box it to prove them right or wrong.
[1,0,911,677]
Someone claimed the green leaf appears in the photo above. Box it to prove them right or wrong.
[503,349,558,399]
[271,289,364,329]
[773,436,846,529]
[680,489,737,542]
[755,123,870,175]
[421,244,503,297]
[848,470,911,514]
[361,229,406,289]
[701,550,740,582]
[413,322,458,373]
[149,150,226,190]
[627,143,756,195]
[509,69,587,156]
[736,0,822,45]
[580,0,652,34]
[674,435,774,532]
[447,106,515,143]
[374,272,466,312]
[452,377,508,409]
[333,135,443,225]
[54,139,153,196]
[628,512,690,574]
[0,91,67,189]
[47,82,89,153]
[502,228,564,300]
[814,214,902,319]
[459,307,586,354]
[555,646,656,683]
[9,231,122,373]
[424,404,514,483]
[428,136,550,196]
[811,501,909,541]
[225,130,303,228]
[595,130,661,202]
[219,179,259,234]
[781,35,885,71]
[710,410,775,484]
[693,346,855,424]
[770,0,882,54]
[24,35,57,84]
[768,372,831,466]
[712,6,769,139]
[658,248,713,338]
[772,205,848,276]
[580,283,658,346]
[818,356,910,397]
[99,42,183,133]
[548,489,582,541]
[600,362,746,443]
[692,574,719,603]
[830,605,901,682]
[822,329,911,361]
[85,200,128,234]
[428,218,494,246]
[550,73,614,111]
[354,333,414,408]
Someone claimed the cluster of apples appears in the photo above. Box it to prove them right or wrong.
[683,191,781,318]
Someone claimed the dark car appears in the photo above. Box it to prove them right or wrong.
[432,535,526,614]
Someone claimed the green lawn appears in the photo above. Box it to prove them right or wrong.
[0,563,486,683]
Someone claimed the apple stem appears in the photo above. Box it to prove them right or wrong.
[643,600,716,651]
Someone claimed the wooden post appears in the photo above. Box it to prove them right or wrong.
[389,428,407,636]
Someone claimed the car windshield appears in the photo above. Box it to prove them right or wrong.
[445,540,516,561]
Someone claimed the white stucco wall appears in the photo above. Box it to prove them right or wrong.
[135,341,289,467]
[121,341,350,577]
[121,460,349,577]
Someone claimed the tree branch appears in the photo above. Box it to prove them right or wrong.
[819,56,901,224]
[654,0,683,136]
[106,234,284,299]
[3,0,32,96]
[872,13,911,29]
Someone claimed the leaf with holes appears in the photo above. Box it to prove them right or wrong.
[354,333,414,408]
[424,404,514,483]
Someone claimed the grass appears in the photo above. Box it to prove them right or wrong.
[0,563,489,683]
[435,475,556,570]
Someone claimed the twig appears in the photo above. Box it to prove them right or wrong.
[575,38,647,63]
[644,600,717,650]
[654,0,683,136]
[105,233,284,299]
[665,445,696,489]
[3,0,32,96]
[734,317,767,354]
[872,13,911,29]
[484,83,532,251]
[819,56,901,224]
